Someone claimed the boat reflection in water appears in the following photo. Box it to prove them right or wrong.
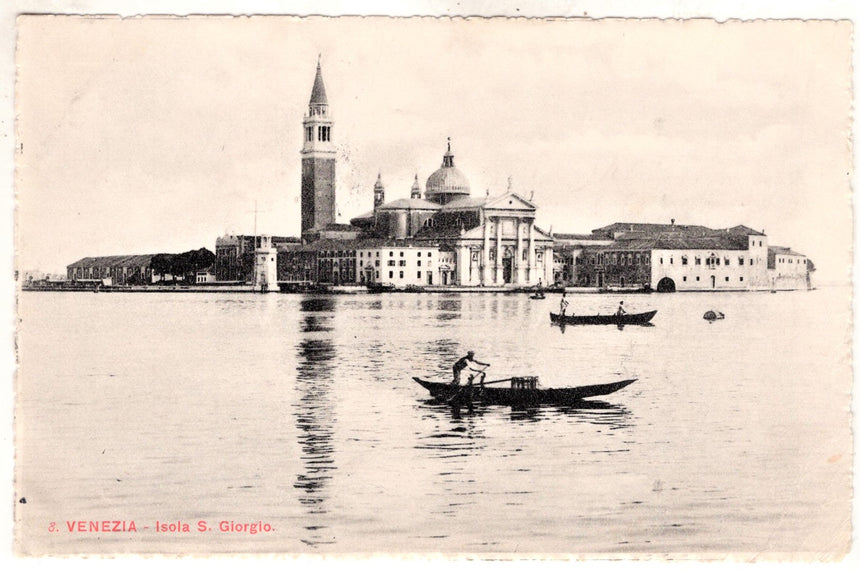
[421,398,633,428]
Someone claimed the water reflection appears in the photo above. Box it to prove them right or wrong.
[416,399,633,429]
[293,336,337,547]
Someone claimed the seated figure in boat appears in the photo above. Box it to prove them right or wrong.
[616,301,627,316]
[452,351,489,385]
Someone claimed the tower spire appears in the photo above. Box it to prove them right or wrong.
[373,172,385,209]
[411,174,421,199]
[309,57,328,107]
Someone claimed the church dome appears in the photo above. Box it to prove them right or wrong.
[425,140,470,204]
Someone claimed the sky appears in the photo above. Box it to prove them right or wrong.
[14,15,853,284]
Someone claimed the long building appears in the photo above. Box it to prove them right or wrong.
[562,222,812,291]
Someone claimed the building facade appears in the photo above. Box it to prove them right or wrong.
[215,234,299,282]
[571,223,811,291]
[67,254,158,285]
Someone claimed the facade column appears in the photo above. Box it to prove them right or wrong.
[495,216,502,284]
[482,219,490,285]
[527,221,535,285]
[457,246,469,285]
[515,218,523,284]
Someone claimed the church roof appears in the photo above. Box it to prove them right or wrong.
[377,198,442,211]
[309,60,328,106]
[438,196,487,210]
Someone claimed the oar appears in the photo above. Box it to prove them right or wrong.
[446,364,490,404]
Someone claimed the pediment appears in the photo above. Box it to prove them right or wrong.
[482,192,537,212]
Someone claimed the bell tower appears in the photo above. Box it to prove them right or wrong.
[301,57,336,237]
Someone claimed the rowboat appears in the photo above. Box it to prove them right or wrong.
[529,292,546,300]
[413,376,636,406]
[550,310,657,326]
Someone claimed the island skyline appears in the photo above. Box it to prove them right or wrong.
[14,17,852,286]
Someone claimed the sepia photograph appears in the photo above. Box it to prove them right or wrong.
[8,2,855,561]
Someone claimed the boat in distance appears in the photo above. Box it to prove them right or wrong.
[413,376,637,406]
[550,309,657,326]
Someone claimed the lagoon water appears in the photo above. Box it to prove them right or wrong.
[15,287,852,556]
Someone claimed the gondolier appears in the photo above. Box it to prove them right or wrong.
[559,293,570,318]
[452,351,489,385]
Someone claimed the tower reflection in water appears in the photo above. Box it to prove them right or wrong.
[293,296,337,547]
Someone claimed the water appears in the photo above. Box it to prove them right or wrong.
[15,288,852,556]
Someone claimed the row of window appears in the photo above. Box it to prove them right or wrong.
[579,253,650,266]
[384,271,423,279]
[681,276,745,283]
[778,257,805,264]
[384,259,429,267]
[357,250,434,258]
[661,255,755,267]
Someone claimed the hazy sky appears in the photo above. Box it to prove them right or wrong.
[15,16,852,283]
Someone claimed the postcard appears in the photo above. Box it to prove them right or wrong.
[11,11,854,560]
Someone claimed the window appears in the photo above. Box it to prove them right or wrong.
[670,257,674,265]
[374,260,380,267]
[681,256,688,265]
[305,126,313,142]
[738,257,744,265]
[417,261,422,267]
[660,257,663,265]
[399,271,404,278]
[696,276,700,281]
[695,256,701,265]
[724,258,730,266]
[428,252,431,257]
[390,251,394,257]
[523,249,528,261]
[417,252,421,257]
[389,271,393,278]
[740,276,744,282]
[387,260,395,266]
[725,276,730,281]
[399,260,406,267]
[683,276,687,281]
[400,251,404,257]
[376,251,380,257]
[417,272,421,279]
[750,259,754,266]
[612,254,617,265]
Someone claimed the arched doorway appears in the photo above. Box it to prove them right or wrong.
[656,277,676,292]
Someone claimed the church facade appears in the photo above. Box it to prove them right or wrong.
[277,60,554,289]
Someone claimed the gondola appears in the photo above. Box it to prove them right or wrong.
[413,376,636,406]
[529,292,546,300]
[550,309,657,326]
